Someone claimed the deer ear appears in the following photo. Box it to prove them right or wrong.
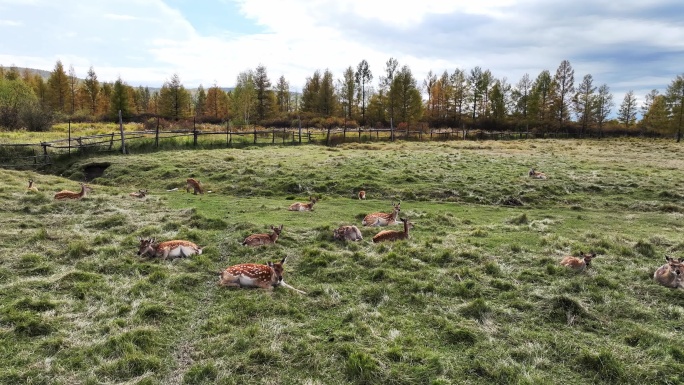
[279,224,284,230]
[267,261,274,267]
[281,256,287,264]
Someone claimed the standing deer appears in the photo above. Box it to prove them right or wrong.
[218,256,306,294]
[27,179,39,192]
[137,237,203,260]
[288,196,317,211]
[333,225,363,242]
[529,168,547,179]
[560,251,598,272]
[242,225,283,246]
[54,183,93,200]
[186,178,204,195]
[358,190,366,200]
[129,189,148,198]
[372,217,413,243]
[654,256,683,289]
[362,202,401,226]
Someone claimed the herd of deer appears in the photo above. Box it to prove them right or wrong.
[26,167,684,293]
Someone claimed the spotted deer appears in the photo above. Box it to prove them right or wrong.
[137,237,203,260]
[529,168,547,179]
[242,225,283,246]
[358,190,366,200]
[333,225,363,242]
[560,251,597,272]
[129,189,148,198]
[288,196,317,211]
[186,178,204,195]
[27,179,38,192]
[218,256,306,294]
[654,256,684,289]
[362,202,401,226]
[54,183,93,200]
[372,217,413,243]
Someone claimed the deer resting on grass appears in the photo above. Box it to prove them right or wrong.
[54,183,93,200]
[560,251,598,272]
[654,256,684,289]
[218,256,306,294]
[362,202,401,226]
[288,196,317,211]
[242,225,283,246]
[137,237,203,260]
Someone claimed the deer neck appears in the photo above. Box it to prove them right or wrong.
[270,232,279,242]
[79,185,87,198]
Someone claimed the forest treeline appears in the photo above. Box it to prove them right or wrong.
[0,59,683,139]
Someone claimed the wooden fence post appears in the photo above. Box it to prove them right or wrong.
[193,117,198,146]
[68,120,71,155]
[155,117,160,148]
[109,133,114,150]
[119,110,126,154]
[254,125,257,144]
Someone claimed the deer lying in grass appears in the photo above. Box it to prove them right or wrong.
[560,251,598,272]
[54,183,93,200]
[372,217,413,243]
[333,225,363,242]
[654,256,683,289]
[288,196,317,211]
[27,179,39,192]
[362,202,401,226]
[358,190,366,200]
[137,237,203,260]
[218,256,306,294]
[242,225,283,246]
[529,168,547,179]
[186,178,204,195]
[129,189,148,198]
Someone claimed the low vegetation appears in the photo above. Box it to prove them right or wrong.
[1,139,684,384]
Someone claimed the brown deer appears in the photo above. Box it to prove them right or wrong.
[27,179,39,192]
[362,202,401,226]
[186,178,204,195]
[654,256,683,289]
[137,237,203,260]
[288,196,317,211]
[372,217,413,243]
[129,189,148,198]
[529,168,547,179]
[54,183,93,200]
[242,225,283,246]
[333,225,363,242]
[560,251,598,272]
[218,256,306,294]
[358,190,366,200]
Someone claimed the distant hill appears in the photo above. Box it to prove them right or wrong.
[2,66,235,94]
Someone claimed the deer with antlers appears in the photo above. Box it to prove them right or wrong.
[333,225,363,242]
[372,217,413,243]
[654,256,684,289]
[186,178,204,195]
[288,196,317,211]
[129,189,148,198]
[54,183,93,200]
[218,256,306,294]
[242,225,283,246]
[362,202,401,226]
[137,237,203,260]
[529,168,547,179]
[560,251,598,272]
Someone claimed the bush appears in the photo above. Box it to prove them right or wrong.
[20,103,53,131]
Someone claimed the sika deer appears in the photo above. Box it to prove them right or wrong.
[358,190,366,200]
[218,256,306,294]
[654,256,684,289]
[186,178,204,195]
[54,183,93,200]
[129,189,148,198]
[288,196,317,211]
[560,251,598,272]
[27,179,38,192]
[362,202,401,226]
[372,217,413,243]
[333,225,363,242]
[529,168,547,179]
[137,237,203,260]
[242,225,283,246]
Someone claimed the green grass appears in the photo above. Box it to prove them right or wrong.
[1,138,684,384]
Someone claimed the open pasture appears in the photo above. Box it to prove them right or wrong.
[1,139,683,384]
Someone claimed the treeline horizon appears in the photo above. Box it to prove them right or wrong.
[0,59,682,139]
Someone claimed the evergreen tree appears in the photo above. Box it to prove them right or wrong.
[666,74,684,141]
[109,77,133,119]
[195,84,207,117]
[341,66,356,120]
[355,60,373,126]
[47,60,69,113]
[573,74,596,135]
[617,90,637,128]
[450,68,468,128]
[552,60,575,131]
[594,84,613,135]
[254,65,272,121]
[390,65,422,124]
[275,75,290,113]
[83,66,99,114]
[159,73,191,120]
[232,71,256,125]
[512,73,532,132]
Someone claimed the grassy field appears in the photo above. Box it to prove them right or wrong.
[1,139,684,384]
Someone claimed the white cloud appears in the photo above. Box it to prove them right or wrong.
[0,19,21,26]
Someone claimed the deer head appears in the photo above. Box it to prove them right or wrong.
[137,237,157,256]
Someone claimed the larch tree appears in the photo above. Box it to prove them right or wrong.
[206,83,228,119]
[275,75,290,113]
[318,69,336,116]
[617,90,637,128]
[594,84,613,135]
[666,74,684,142]
[159,73,191,120]
[341,66,356,120]
[489,78,510,129]
[195,84,207,117]
[381,57,399,126]
[109,77,133,119]
[468,66,484,124]
[529,70,553,131]
[254,64,272,121]
[354,60,373,126]
[640,90,669,134]
[301,70,321,114]
[68,65,78,114]
[450,68,467,128]
[552,59,575,131]
[83,66,99,114]
[47,60,69,113]
[512,73,532,132]
[573,74,596,136]
[390,65,423,125]
[423,70,437,119]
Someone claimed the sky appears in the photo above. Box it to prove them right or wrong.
[1,0,683,107]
